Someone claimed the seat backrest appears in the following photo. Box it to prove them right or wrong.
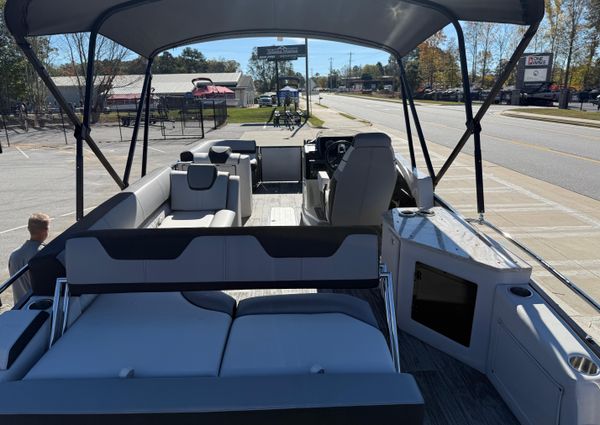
[192,147,253,218]
[327,133,396,226]
[180,139,257,162]
[27,167,172,296]
[64,227,380,295]
[170,165,229,212]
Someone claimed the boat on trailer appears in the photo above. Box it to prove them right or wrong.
[1,1,599,424]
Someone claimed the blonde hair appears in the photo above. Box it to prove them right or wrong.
[28,213,50,236]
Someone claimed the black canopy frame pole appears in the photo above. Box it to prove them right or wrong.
[398,60,435,180]
[451,18,485,216]
[142,65,154,178]
[124,58,153,185]
[434,23,540,189]
[398,69,417,169]
[75,32,100,220]
[12,36,126,212]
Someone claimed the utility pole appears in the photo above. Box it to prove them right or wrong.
[349,52,352,78]
[305,38,310,117]
[275,59,280,106]
[329,57,333,90]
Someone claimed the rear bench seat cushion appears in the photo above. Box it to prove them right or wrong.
[25,292,234,380]
[220,293,395,377]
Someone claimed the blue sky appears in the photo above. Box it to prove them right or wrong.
[166,37,392,77]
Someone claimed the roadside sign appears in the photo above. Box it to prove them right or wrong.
[257,45,307,61]
[525,55,550,67]
[516,53,553,90]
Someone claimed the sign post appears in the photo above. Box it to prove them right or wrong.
[257,44,309,111]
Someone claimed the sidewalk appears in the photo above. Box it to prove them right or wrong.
[307,100,600,342]
[502,110,600,128]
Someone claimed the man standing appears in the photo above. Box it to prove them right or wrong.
[8,213,50,304]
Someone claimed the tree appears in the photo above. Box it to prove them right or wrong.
[247,48,293,93]
[561,0,588,95]
[465,22,482,82]
[154,52,180,73]
[0,0,27,110]
[478,23,496,88]
[546,0,566,77]
[178,47,206,73]
[205,58,240,73]
[582,0,600,88]
[0,0,51,113]
[60,33,132,120]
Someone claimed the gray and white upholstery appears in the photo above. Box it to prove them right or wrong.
[181,139,257,169]
[25,292,233,380]
[62,227,379,293]
[221,293,395,376]
[192,147,253,218]
[323,133,396,226]
[26,228,384,378]
[161,164,241,228]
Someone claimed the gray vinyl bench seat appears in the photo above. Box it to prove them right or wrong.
[25,291,235,380]
[221,293,395,377]
[5,227,423,423]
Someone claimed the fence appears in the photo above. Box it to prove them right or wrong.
[1,108,72,150]
[1,98,228,151]
[157,97,228,139]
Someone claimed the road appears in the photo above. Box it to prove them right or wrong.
[318,94,600,200]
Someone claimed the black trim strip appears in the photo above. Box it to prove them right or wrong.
[69,279,380,296]
[76,226,379,260]
[0,403,424,425]
[6,311,49,369]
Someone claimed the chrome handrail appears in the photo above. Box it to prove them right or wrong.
[380,263,401,373]
[0,265,29,295]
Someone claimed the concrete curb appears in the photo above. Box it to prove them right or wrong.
[502,111,600,129]
[336,93,456,107]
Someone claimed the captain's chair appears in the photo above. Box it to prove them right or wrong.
[311,133,396,226]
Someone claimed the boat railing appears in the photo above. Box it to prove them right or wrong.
[0,265,28,297]
[466,217,600,313]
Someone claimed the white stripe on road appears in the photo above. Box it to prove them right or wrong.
[16,147,29,159]
[148,146,166,154]
[0,206,98,234]
[0,225,27,235]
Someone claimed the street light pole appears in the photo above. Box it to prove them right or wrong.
[305,38,310,117]
[275,59,280,107]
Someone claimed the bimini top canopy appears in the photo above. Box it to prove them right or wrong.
[5,0,544,58]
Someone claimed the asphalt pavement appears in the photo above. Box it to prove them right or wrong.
[318,94,600,200]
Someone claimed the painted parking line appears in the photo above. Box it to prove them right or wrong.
[0,206,98,235]
[15,147,29,159]
[0,224,28,235]
[148,146,166,154]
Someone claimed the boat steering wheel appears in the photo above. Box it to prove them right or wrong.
[325,140,352,172]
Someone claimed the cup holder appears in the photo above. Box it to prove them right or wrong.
[398,209,417,218]
[569,355,599,376]
[417,209,436,217]
[28,299,53,311]
[509,286,532,298]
